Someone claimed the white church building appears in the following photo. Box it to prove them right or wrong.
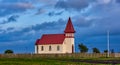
[35,17,75,54]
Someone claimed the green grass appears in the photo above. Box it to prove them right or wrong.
[0,57,120,65]
[0,58,86,65]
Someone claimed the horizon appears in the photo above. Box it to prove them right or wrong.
[0,0,120,54]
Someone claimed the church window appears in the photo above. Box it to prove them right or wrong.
[41,46,44,51]
[49,46,52,51]
[57,46,60,51]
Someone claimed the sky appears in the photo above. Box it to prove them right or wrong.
[0,0,120,54]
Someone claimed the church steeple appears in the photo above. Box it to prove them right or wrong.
[64,17,75,53]
[64,17,75,33]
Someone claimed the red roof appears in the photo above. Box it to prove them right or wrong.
[36,34,65,45]
[64,17,75,33]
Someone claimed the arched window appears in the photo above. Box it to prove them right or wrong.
[57,46,60,51]
[49,46,52,51]
[41,46,44,51]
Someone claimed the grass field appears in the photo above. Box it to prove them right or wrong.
[0,54,120,65]
[0,57,88,65]
[0,57,120,65]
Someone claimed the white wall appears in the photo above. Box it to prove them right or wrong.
[64,38,74,53]
[64,33,75,53]
[36,44,65,54]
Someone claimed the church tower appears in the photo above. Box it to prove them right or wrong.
[64,17,75,53]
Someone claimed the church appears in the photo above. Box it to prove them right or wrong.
[35,17,75,54]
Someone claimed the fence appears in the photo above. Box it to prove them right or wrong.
[0,53,118,58]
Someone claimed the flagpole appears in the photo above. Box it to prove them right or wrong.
[107,30,110,57]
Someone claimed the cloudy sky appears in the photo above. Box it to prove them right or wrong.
[0,0,120,53]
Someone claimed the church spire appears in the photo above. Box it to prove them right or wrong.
[64,17,75,33]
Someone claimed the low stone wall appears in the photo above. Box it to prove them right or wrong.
[0,53,117,58]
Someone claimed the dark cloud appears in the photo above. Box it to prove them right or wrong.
[31,19,65,31]
[0,18,66,42]
[55,0,89,11]
[0,28,32,42]
[0,3,34,17]
[75,0,120,37]
[8,15,19,21]
[35,8,46,15]
[94,15,120,35]
[75,14,120,38]
[116,0,120,3]
[35,0,57,5]
[1,0,33,3]
[48,11,64,16]
[48,12,54,16]
[0,15,19,24]
[73,16,93,27]
[6,27,14,31]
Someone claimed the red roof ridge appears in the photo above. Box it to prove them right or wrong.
[42,34,65,35]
